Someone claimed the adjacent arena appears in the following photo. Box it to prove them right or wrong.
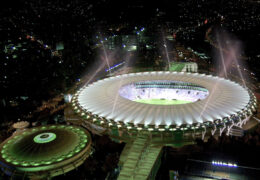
[0,125,92,179]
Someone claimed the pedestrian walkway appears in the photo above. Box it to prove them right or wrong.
[118,134,162,180]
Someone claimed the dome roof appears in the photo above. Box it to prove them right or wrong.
[0,125,91,178]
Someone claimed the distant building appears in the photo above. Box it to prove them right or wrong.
[169,62,198,72]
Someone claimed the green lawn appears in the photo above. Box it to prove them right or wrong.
[169,62,185,72]
[135,99,191,105]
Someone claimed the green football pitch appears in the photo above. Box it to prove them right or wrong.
[169,62,185,72]
[134,99,192,105]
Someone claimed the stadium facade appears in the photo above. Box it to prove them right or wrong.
[72,71,256,142]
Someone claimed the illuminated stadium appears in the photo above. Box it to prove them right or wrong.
[72,71,256,138]
[0,125,92,179]
[71,71,257,179]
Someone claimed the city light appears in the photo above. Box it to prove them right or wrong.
[212,161,237,167]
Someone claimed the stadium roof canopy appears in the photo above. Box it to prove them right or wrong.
[0,125,92,178]
[75,71,255,127]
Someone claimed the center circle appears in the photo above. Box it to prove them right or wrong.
[119,80,209,105]
[33,132,56,143]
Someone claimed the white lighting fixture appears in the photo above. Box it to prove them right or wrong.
[212,161,237,168]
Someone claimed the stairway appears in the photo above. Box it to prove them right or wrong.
[134,145,162,179]
[118,134,162,180]
[118,141,133,166]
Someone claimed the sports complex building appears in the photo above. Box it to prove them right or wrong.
[71,71,257,179]
[0,125,92,179]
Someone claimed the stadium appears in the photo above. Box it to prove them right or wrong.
[0,125,92,179]
[72,71,256,139]
[71,71,257,179]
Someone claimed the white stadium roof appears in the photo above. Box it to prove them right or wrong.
[75,71,252,126]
